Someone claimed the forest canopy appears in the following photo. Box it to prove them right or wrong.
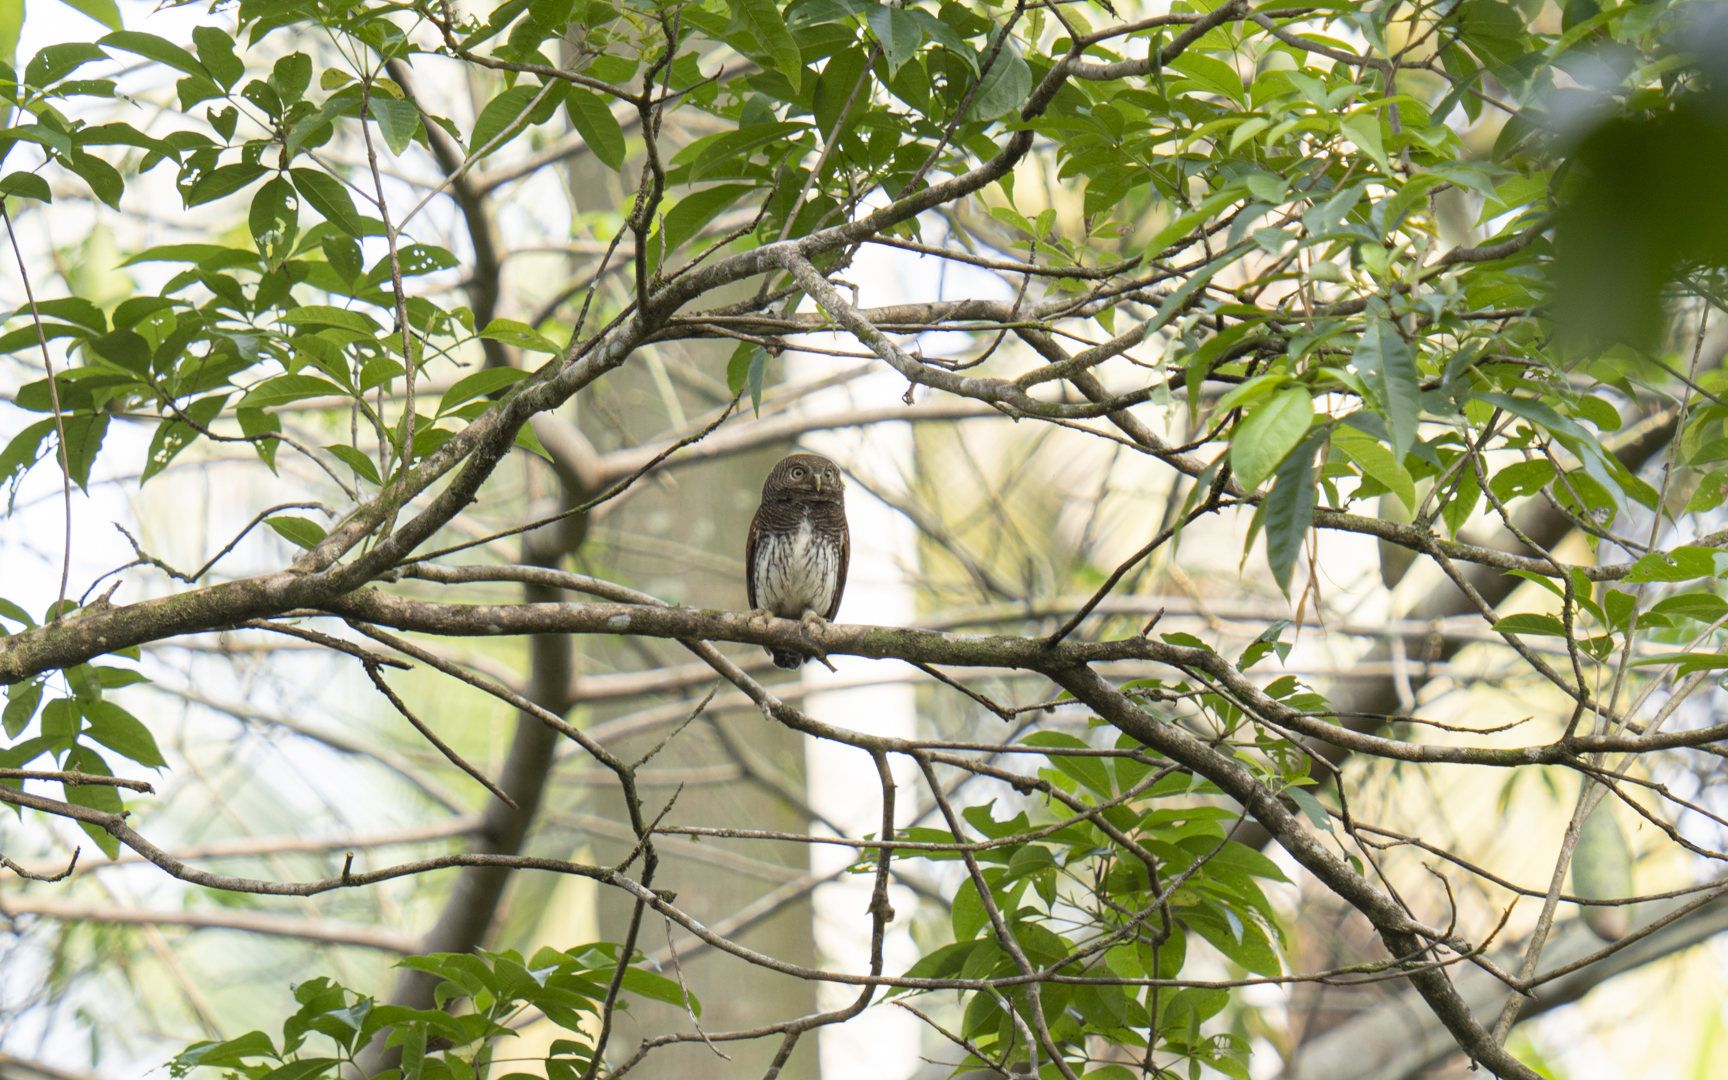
[2,0,1728,1078]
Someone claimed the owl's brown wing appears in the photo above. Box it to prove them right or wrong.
[745,504,764,611]
[825,508,850,623]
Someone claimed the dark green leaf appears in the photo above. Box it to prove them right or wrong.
[80,700,166,768]
[61,745,122,859]
[61,413,110,491]
[565,88,625,171]
[965,36,1031,121]
[1488,458,1555,503]
[864,5,922,76]
[98,31,204,78]
[471,85,543,159]
[280,304,382,334]
[1021,731,1111,797]
[142,393,228,482]
[728,0,802,82]
[370,97,421,155]
[1650,592,1728,623]
[1353,314,1420,461]
[1231,388,1311,492]
[185,162,265,207]
[291,168,379,237]
[3,680,41,738]
[63,150,122,209]
[661,183,754,257]
[1263,428,1324,596]
[327,443,382,484]
[191,26,244,89]
[0,171,50,202]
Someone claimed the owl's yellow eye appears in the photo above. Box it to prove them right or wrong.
[791,467,805,479]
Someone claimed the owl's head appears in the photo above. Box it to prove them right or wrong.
[763,453,844,502]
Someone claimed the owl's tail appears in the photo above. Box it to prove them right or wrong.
[769,648,805,670]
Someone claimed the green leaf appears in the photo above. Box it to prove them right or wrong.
[1340,112,1389,172]
[1332,426,1415,512]
[0,171,50,202]
[191,26,244,89]
[60,744,122,857]
[619,968,697,1015]
[965,36,1032,121]
[291,168,378,238]
[1263,428,1324,596]
[266,515,327,550]
[185,162,265,207]
[864,5,922,76]
[439,366,533,414]
[1625,546,1728,583]
[142,393,228,483]
[471,85,543,159]
[248,175,299,265]
[239,407,281,472]
[950,877,989,941]
[63,150,122,209]
[1285,786,1333,834]
[1021,731,1112,797]
[98,31,204,78]
[60,413,110,491]
[1231,387,1312,492]
[1354,314,1420,461]
[1491,612,1567,637]
[171,1030,280,1072]
[326,443,382,484]
[476,318,562,354]
[661,183,754,257]
[4,680,41,738]
[53,0,121,31]
[370,97,421,155]
[260,1059,340,1080]
[565,88,625,171]
[80,700,166,768]
[1650,592,1728,623]
[26,42,107,87]
[0,596,36,627]
[728,0,802,83]
[280,305,382,334]
[0,417,56,500]
[1488,458,1555,503]
[1632,652,1728,672]
[238,374,344,410]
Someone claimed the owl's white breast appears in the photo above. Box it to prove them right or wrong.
[753,510,839,619]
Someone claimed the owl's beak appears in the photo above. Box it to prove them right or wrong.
[814,474,823,493]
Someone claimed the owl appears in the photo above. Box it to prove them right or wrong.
[746,452,850,669]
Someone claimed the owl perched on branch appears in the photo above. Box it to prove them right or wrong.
[746,452,850,669]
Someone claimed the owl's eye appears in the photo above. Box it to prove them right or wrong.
[791,467,805,479]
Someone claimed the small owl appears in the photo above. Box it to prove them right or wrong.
[746,452,850,669]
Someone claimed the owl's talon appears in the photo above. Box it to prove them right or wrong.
[798,610,837,671]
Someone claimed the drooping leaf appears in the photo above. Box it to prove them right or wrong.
[1231,388,1312,492]
[727,0,802,82]
[565,88,625,171]
[1263,428,1325,596]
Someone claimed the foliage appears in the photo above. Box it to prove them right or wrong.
[0,0,1725,1077]
[167,947,694,1080]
